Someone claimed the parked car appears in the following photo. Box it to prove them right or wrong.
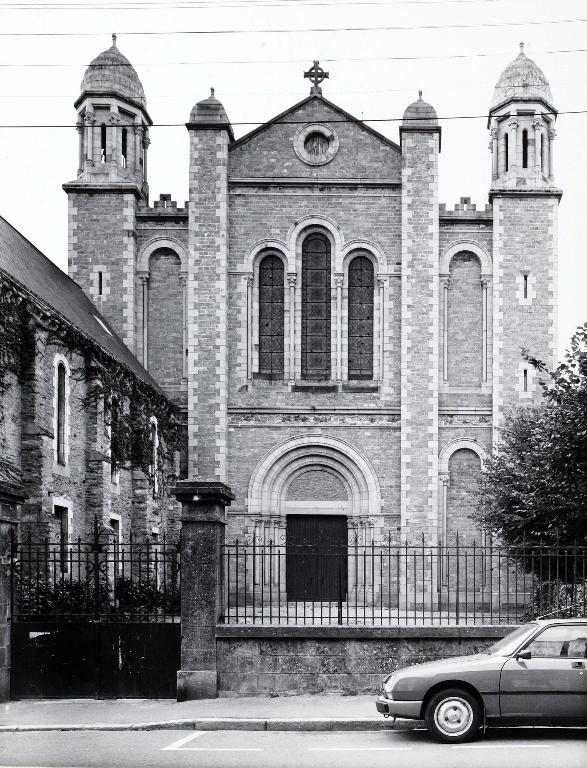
[376,618,587,743]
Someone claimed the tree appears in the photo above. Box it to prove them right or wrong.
[476,323,587,545]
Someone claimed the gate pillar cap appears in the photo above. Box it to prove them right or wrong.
[171,480,235,506]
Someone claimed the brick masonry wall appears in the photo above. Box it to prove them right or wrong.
[447,448,483,542]
[400,129,439,540]
[447,252,483,387]
[187,128,230,481]
[492,194,558,429]
[147,249,184,391]
[67,192,137,352]
[216,628,508,696]
[229,99,400,180]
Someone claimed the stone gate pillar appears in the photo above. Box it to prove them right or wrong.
[172,480,234,701]
[0,481,26,701]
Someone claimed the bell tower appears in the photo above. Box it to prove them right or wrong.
[489,45,561,430]
[63,34,151,352]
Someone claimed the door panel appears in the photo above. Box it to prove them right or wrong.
[500,624,587,720]
[286,515,348,601]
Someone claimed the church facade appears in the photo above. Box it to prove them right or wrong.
[63,40,560,564]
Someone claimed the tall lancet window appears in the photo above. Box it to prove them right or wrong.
[301,232,331,380]
[258,254,285,378]
[348,255,374,380]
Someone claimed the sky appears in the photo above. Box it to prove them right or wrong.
[0,0,585,360]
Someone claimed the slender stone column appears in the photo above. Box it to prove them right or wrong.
[180,273,188,379]
[490,126,498,180]
[481,276,490,382]
[138,271,149,368]
[548,128,556,181]
[440,275,450,383]
[439,474,449,544]
[84,110,95,166]
[508,117,519,169]
[0,482,26,701]
[533,116,543,177]
[109,110,120,166]
[287,272,297,384]
[172,480,234,701]
[334,273,343,382]
[142,131,150,185]
[76,119,84,174]
[377,275,387,382]
[134,123,143,176]
[246,274,253,380]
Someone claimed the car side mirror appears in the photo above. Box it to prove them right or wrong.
[516,649,531,661]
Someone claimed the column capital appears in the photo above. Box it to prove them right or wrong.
[440,275,451,289]
[179,271,188,286]
[84,111,95,126]
[439,472,450,487]
[532,117,544,131]
[287,272,297,287]
[109,111,120,125]
[507,118,519,130]
[489,128,498,140]
[137,270,150,284]
[548,128,557,140]
[245,273,254,288]
[376,274,388,288]
[480,275,491,287]
[334,272,344,288]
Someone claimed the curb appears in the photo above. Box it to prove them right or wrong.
[0,717,420,733]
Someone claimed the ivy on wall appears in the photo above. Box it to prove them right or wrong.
[0,276,182,493]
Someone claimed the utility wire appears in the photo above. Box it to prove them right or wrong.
[1,17,586,35]
[0,0,548,9]
[1,48,584,68]
[1,109,585,129]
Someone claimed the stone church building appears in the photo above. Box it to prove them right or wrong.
[63,38,560,560]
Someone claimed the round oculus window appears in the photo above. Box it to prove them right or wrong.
[294,123,339,166]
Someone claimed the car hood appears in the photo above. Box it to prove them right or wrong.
[393,653,500,680]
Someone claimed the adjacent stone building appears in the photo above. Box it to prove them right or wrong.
[0,215,180,543]
[62,39,560,598]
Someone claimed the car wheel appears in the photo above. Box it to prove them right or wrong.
[424,687,482,743]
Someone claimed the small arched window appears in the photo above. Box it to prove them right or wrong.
[522,129,528,168]
[258,254,285,379]
[348,255,374,380]
[100,123,107,163]
[121,127,127,168]
[56,362,67,465]
[504,133,509,172]
[301,232,331,380]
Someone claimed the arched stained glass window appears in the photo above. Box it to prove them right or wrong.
[348,255,374,380]
[258,254,285,378]
[302,233,331,380]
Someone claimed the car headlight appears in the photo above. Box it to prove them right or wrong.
[382,673,397,699]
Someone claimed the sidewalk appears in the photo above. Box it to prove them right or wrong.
[0,696,412,733]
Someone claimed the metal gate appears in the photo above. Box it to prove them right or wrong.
[9,521,180,699]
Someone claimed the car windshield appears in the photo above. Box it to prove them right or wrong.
[487,623,538,655]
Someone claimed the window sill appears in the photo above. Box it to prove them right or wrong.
[342,381,380,393]
[292,380,338,393]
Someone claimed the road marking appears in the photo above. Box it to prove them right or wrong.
[453,744,554,749]
[161,731,205,750]
[308,747,413,752]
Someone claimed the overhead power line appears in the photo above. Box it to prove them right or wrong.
[0,109,585,129]
[0,0,547,9]
[1,17,586,36]
[1,48,585,68]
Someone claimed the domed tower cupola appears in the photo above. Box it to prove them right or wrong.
[188,88,234,140]
[73,34,152,191]
[488,43,557,189]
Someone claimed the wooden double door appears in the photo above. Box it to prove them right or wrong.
[285,515,348,601]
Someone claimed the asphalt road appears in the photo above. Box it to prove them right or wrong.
[0,728,586,768]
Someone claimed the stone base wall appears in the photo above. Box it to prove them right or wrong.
[216,625,509,696]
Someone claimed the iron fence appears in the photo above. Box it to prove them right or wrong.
[222,538,587,626]
[10,521,181,623]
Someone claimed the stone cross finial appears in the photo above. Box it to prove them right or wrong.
[418,90,423,100]
[304,60,329,95]
[112,33,117,48]
[519,41,525,54]
[210,87,215,98]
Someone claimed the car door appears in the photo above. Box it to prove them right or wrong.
[499,623,587,721]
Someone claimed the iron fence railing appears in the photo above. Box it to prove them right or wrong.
[10,521,180,623]
[222,538,587,626]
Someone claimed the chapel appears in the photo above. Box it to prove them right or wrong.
[63,38,560,599]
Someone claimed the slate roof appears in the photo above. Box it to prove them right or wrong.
[0,215,162,393]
